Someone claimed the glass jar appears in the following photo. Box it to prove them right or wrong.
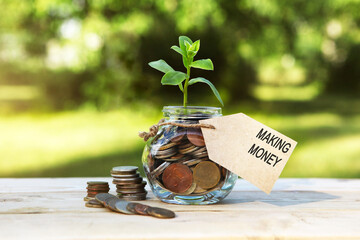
[142,106,237,205]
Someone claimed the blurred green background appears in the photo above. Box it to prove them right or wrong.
[0,0,359,178]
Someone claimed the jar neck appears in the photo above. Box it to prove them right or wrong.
[162,106,222,120]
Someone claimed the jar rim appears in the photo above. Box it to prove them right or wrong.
[163,106,221,111]
[162,106,222,119]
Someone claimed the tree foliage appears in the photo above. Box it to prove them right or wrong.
[0,0,359,110]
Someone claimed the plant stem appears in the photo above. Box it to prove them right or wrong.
[183,67,191,107]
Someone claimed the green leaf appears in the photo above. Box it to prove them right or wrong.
[190,40,200,52]
[187,50,197,58]
[148,60,174,73]
[161,71,188,85]
[184,41,191,51]
[178,83,184,92]
[182,56,190,68]
[171,46,186,56]
[190,59,214,70]
[188,77,224,106]
[179,36,193,52]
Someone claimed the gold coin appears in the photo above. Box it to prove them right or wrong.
[178,145,198,154]
[146,207,175,219]
[83,196,95,201]
[158,142,177,150]
[193,184,207,194]
[85,202,104,208]
[181,182,197,195]
[193,161,221,189]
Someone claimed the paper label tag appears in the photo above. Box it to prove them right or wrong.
[200,113,297,194]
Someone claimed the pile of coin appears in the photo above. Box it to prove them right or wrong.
[146,126,228,196]
[95,193,175,218]
[84,181,109,201]
[84,181,109,208]
[111,166,147,201]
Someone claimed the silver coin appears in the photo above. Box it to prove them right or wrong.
[112,177,143,184]
[178,145,198,154]
[191,147,207,155]
[151,162,170,177]
[114,200,136,214]
[111,166,138,173]
[163,154,186,162]
[95,193,117,205]
[155,148,177,159]
[183,159,203,167]
[111,173,140,178]
[116,181,147,189]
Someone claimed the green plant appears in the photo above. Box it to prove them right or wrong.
[149,36,223,107]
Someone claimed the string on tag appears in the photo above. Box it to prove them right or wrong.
[138,119,215,141]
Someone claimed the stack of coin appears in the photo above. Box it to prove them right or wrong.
[147,126,228,196]
[84,181,110,201]
[111,166,147,201]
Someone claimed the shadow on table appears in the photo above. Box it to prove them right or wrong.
[222,190,339,207]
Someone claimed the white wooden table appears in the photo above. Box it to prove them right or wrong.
[0,178,359,240]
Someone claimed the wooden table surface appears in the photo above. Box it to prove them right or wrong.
[0,178,359,240]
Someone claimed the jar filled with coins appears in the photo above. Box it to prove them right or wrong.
[142,106,237,205]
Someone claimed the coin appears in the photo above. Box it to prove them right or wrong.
[192,151,208,158]
[87,190,109,195]
[134,203,150,215]
[170,129,187,143]
[193,161,221,189]
[119,191,148,197]
[181,182,197,195]
[193,184,207,194]
[186,129,205,147]
[111,173,140,178]
[104,195,119,208]
[116,188,146,194]
[87,186,110,191]
[178,142,194,149]
[158,142,177,150]
[178,144,198,154]
[116,181,147,189]
[126,202,138,214]
[152,162,170,177]
[87,181,109,185]
[183,159,203,167]
[83,196,95,201]
[112,177,143,185]
[162,163,193,193]
[118,194,147,201]
[191,146,207,155]
[146,207,175,219]
[163,153,185,162]
[155,148,177,159]
[111,166,138,174]
[95,193,117,205]
[85,201,104,208]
